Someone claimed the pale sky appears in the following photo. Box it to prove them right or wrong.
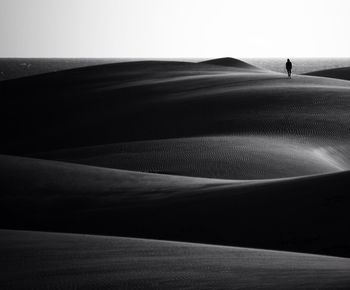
[0,0,349,58]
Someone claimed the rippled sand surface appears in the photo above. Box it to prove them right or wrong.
[1,58,350,289]
[2,230,350,290]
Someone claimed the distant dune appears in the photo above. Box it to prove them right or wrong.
[2,230,350,290]
[0,58,127,81]
[200,57,259,69]
[2,58,350,288]
[305,66,350,81]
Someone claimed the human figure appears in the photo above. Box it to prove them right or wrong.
[286,59,292,78]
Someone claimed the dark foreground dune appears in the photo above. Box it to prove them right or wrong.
[1,154,350,258]
[2,230,350,290]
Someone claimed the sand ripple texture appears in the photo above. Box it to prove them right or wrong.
[6,60,347,179]
[2,230,350,290]
[2,60,350,289]
[36,135,350,179]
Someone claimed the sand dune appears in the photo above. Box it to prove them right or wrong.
[2,229,350,290]
[1,154,350,258]
[2,59,350,156]
[35,135,349,179]
[16,59,350,180]
[2,58,350,287]
[306,66,350,81]
[200,57,259,69]
[1,60,350,255]
[0,154,234,202]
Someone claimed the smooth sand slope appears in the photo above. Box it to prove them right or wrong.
[2,58,350,157]
[306,66,350,81]
[2,230,350,290]
[23,59,350,180]
[35,135,349,179]
[1,154,350,258]
[1,58,350,179]
[201,57,258,69]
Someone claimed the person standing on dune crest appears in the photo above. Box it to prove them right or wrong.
[286,59,292,78]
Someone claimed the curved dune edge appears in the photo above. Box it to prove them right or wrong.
[1,229,350,290]
[1,154,350,258]
[200,57,260,69]
[0,154,240,196]
[2,59,350,261]
[34,135,350,180]
[2,60,350,156]
[1,58,263,85]
[0,153,346,199]
[305,66,350,81]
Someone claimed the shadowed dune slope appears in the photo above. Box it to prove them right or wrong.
[306,66,350,81]
[2,59,350,260]
[0,154,234,201]
[1,230,350,290]
[1,154,350,258]
[2,60,350,156]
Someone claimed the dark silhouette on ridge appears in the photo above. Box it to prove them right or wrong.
[286,59,292,78]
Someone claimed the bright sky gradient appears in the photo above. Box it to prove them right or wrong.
[0,0,349,57]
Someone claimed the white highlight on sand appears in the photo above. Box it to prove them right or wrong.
[311,147,348,171]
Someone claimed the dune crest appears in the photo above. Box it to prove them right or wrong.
[1,154,350,258]
[200,57,259,69]
[35,135,350,179]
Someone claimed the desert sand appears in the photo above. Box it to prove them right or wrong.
[2,229,350,290]
[306,66,350,81]
[1,58,350,289]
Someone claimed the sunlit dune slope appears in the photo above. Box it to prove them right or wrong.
[2,230,350,290]
[1,154,350,258]
[36,135,350,179]
[2,59,350,157]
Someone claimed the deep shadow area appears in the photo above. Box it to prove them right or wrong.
[306,66,350,81]
[1,155,350,258]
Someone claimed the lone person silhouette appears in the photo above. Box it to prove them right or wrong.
[286,58,292,78]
